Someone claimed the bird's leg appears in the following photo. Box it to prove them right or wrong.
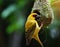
[32,34,44,47]
[32,22,44,47]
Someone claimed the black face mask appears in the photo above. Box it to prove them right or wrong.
[32,10,42,26]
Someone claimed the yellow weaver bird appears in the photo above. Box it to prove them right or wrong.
[25,10,52,47]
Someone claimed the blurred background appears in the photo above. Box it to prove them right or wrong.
[0,0,34,47]
[0,0,60,47]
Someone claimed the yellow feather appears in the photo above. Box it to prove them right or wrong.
[25,13,44,47]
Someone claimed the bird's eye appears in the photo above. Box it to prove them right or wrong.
[33,15,37,17]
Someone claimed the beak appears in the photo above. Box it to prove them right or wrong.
[35,15,41,19]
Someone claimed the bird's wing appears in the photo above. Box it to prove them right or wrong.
[25,20,36,32]
[25,20,36,45]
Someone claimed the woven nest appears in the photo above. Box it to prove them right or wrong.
[31,0,54,27]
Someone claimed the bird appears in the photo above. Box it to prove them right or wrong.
[25,9,53,47]
[25,10,44,47]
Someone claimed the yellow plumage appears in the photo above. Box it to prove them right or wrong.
[25,13,44,47]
